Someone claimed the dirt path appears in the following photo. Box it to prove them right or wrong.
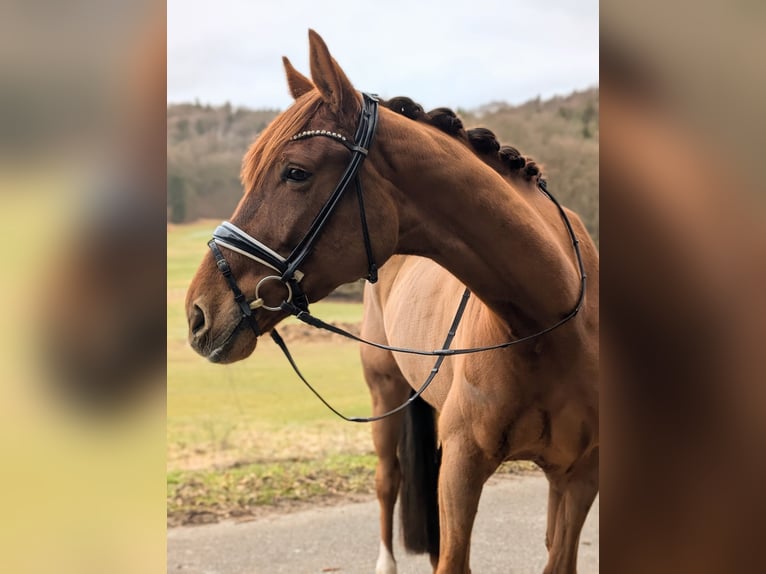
[168,473,599,573]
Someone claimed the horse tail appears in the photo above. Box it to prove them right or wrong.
[398,393,440,560]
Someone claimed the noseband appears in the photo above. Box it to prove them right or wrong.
[206,91,587,423]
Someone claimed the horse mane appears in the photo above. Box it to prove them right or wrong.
[381,96,544,184]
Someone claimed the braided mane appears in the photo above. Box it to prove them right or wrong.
[381,96,544,184]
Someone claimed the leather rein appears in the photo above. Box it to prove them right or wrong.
[207,92,587,423]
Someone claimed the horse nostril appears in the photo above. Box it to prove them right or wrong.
[191,304,206,336]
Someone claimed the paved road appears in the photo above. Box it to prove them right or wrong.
[168,473,598,573]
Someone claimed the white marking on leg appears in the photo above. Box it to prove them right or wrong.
[375,540,397,574]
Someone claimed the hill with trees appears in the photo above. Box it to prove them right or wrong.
[168,88,598,242]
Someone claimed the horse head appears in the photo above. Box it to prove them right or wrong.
[186,30,398,363]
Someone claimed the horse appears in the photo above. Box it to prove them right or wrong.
[186,30,599,574]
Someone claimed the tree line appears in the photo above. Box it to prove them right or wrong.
[168,89,598,243]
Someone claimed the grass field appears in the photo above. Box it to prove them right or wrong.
[168,221,377,523]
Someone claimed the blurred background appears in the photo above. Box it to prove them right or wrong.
[0,1,165,572]
[600,2,766,572]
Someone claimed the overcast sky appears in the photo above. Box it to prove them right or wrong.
[168,0,598,111]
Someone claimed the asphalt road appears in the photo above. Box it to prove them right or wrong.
[168,473,599,573]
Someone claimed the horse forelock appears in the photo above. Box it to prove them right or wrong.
[240,91,324,195]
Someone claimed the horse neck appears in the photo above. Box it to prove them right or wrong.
[374,115,580,334]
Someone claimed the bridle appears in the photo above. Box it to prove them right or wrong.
[208,92,379,320]
[207,91,587,423]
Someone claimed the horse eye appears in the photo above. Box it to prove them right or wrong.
[284,167,312,182]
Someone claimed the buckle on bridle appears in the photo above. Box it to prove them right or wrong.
[215,255,232,275]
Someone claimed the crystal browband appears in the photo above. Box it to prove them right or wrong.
[290,129,348,142]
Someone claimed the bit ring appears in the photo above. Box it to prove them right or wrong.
[254,275,292,312]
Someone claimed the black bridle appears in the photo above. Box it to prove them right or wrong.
[207,91,587,423]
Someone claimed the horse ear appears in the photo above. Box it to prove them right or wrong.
[307,29,358,115]
[282,56,314,100]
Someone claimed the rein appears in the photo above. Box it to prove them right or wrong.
[207,92,587,423]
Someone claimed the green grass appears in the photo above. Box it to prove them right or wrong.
[167,221,369,433]
[167,453,378,525]
[168,221,374,522]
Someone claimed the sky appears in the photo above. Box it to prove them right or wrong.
[168,0,598,111]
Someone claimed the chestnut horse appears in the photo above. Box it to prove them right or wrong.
[186,30,599,574]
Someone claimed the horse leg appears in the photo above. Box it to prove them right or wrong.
[544,448,599,574]
[435,433,497,574]
[545,473,563,551]
[362,350,411,574]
